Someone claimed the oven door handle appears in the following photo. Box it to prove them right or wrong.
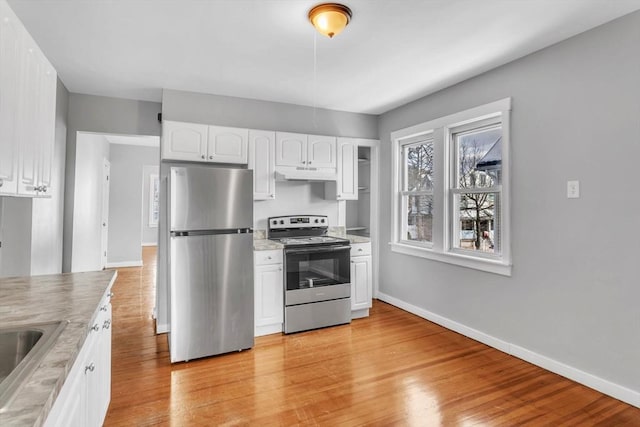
[285,245,350,255]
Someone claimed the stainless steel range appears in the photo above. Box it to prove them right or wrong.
[268,215,351,334]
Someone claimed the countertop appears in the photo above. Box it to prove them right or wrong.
[0,270,117,427]
[253,234,370,251]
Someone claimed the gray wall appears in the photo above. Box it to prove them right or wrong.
[108,145,159,263]
[162,89,378,139]
[377,11,640,394]
[64,94,161,271]
[142,164,159,246]
[0,78,69,277]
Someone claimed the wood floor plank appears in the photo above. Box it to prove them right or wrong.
[103,247,640,426]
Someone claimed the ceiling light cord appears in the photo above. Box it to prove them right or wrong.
[313,31,318,129]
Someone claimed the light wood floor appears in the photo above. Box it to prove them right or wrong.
[104,247,639,426]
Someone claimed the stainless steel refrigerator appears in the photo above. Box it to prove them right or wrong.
[168,166,254,363]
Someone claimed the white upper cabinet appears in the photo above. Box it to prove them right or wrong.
[307,135,336,169]
[276,132,337,172]
[162,121,208,161]
[275,132,307,167]
[0,1,21,195]
[162,121,249,164]
[248,130,275,200]
[336,138,358,200]
[0,0,56,197]
[207,125,248,164]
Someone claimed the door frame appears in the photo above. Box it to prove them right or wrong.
[101,158,110,269]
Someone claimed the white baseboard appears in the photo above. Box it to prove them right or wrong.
[105,260,143,268]
[156,322,169,334]
[376,292,640,408]
[255,324,283,337]
[142,242,157,247]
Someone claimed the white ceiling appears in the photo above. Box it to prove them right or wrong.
[8,0,640,114]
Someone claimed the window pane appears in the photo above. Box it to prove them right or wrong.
[456,126,502,189]
[405,195,433,242]
[454,192,500,254]
[405,142,434,191]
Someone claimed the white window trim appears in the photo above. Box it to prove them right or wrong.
[390,98,512,276]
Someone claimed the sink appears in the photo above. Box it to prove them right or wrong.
[0,321,68,412]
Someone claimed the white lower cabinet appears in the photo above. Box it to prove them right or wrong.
[44,291,112,427]
[254,249,283,336]
[350,243,372,318]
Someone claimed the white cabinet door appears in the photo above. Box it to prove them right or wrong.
[276,132,307,167]
[36,60,57,196]
[248,130,275,200]
[43,338,88,427]
[207,125,248,164]
[162,121,208,161]
[307,135,336,169]
[44,291,112,427]
[350,255,372,311]
[17,37,40,196]
[0,2,21,195]
[255,264,284,328]
[336,138,358,200]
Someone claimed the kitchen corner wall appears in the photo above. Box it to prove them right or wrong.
[377,11,640,399]
[0,78,69,277]
[63,94,161,272]
[154,89,379,332]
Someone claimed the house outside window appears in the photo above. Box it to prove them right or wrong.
[391,98,511,276]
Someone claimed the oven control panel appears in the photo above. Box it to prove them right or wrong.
[268,215,327,229]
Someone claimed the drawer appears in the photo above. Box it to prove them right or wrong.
[254,249,283,266]
[350,243,371,257]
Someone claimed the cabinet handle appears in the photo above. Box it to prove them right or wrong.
[270,194,274,198]
[109,292,115,298]
[209,156,213,160]
[90,324,99,332]
[301,161,306,164]
[0,178,3,188]
[85,363,95,374]
[103,320,111,329]
[41,185,48,193]
[267,256,272,260]
[201,155,205,159]
[358,248,363,252]
[100,305,108,312]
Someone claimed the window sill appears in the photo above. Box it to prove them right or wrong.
[389,242,512,276]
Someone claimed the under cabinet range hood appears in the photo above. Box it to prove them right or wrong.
[275,169,337,181]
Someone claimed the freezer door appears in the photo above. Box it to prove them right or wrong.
[170,166,253,231]
[169,232,254,362]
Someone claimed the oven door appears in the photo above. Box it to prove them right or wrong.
[284,245,351,305]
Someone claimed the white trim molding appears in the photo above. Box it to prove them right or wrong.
[105,260,143,268]
[376,293,640,408]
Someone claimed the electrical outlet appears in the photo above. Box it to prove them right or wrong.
[567,180,580,199]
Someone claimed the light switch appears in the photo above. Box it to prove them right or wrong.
[567,180,580,199]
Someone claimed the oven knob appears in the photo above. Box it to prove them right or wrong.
[321,219,325,223]
[280,220,284,225]
[272,220,277,225]
[314,219,319,223]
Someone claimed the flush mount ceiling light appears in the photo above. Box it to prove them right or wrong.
[308,3,352,38]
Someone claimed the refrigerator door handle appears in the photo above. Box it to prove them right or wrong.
[171,228,253,237]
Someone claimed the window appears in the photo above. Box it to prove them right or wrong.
[391,98,511,276]
[400,136,434,244]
